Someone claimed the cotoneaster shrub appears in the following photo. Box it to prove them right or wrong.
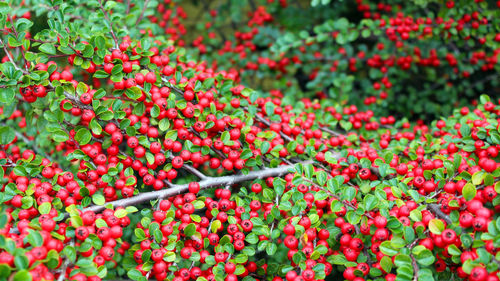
[145,0,500,121]
[0,1,498,281]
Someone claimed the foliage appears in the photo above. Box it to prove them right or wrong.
[148,0,500,121]
[0,1,498,281]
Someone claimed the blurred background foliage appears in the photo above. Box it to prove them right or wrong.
[152,0,500,122]
[7,0,500,121]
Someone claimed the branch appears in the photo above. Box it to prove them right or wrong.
[0,38,27,74]
[56,240,74,281]
[411,254,419,281]
[242,106,294,142]
[319,126,344,137]
[14,131,53,162]
[97,0,119,47]
[254,113,294,142]
[135,0,150,26]
[161,78,184,96]
[125,0,132,14]
[427,203,452,225]
[167,154,207,179]
[75,161,311,214]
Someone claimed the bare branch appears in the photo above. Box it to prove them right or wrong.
[167,154,207,180]
[76,161,311,215]
[427,203,452,224]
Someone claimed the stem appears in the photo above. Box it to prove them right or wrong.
[75,161,311,215]
[254,112,294,142]
[125,0,132,14]
[97,0,119,47]
[242,106,295,142]
[411,254,419,281]
[14,131,53,162]
[56,240,74,281]
[427,203,452,225]
[6,15,29,72]
[167,154,207,179]
[301,177,374,219]
[0,38,26,73]
[319,126,344,137]
[135,0,150,26]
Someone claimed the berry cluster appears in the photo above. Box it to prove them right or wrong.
[0,1,498,281]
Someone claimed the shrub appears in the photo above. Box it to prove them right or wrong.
[0,1,498,281]
[142,0,500,121]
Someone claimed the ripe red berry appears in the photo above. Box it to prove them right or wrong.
[188,182,200,194]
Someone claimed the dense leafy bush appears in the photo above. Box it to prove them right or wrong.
[154,0,500,120]
[0,1,498,281]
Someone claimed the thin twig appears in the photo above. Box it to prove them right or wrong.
[135,0,151,26]
[427,203,452,225]
[167,154,207,180]
[125,0,132,14]
[0,38,26,73]
[97,0,119,47]
[14,131,53,162]
[411,254,419,281]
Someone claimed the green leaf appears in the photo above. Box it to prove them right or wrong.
[51,129,69,143]
[472,171,486,185]
[418,268,435,281]
[344,186,356,201]
[363,194,378,211]
[92,194,105,205]
[75,128,92,145]
[0,126,15,144]
[394,254,412,268]
[76,82,88,95]
[63,245,76,263]
[15,19,33,32]
[0,88,15,104]
[127,269,146,281]
[27,230,43,247]
[89,119,103,135]
[151,104,160,118]
[447,244,462,256]
[114,209,127,218]
[39,43,56,55]
[125,87,142,100]
[0,264,11,278]
[380,241,398,256]
[428,219,444,235]
[380,256,393,273]
[316,170,327,186]
[135,228,146,241]
[235,254,248,264]
[415,249,435,266]
[38,202,51,215]
[266,243,277,255]
[184,223,196,236]
[14,255,29,270]
[211,220,221,233]
[13,270,32,281]
[0,2,9,14]
[462,183,477,201]
[460,125,471,138]
[260,141,270,154]
[240,149,252,160]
